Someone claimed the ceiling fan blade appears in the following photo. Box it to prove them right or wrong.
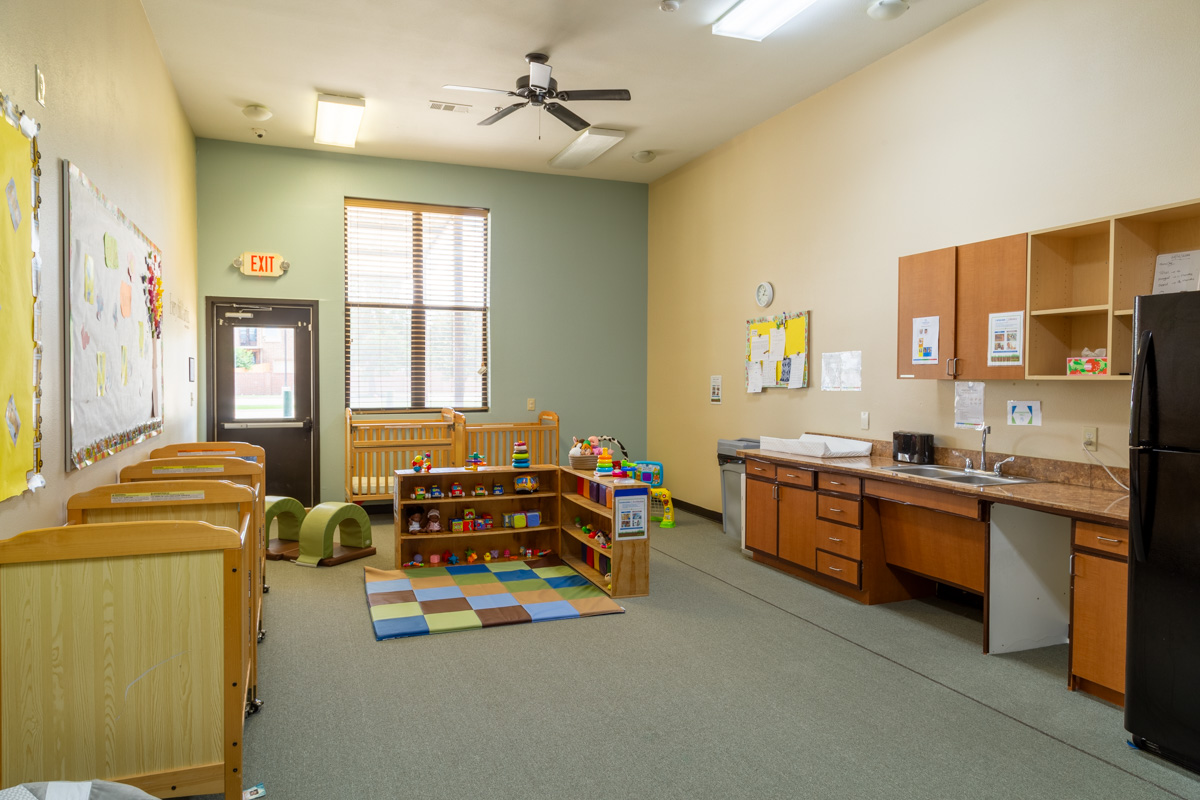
[545,102,590,131]
[556,89,631,102]
[478,102,529,126]
[443,84,512,95]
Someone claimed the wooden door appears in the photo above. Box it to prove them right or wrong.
[745,478,778,555]
[1071,552,1128,694]
[955,233,1028,380]
[896,247,957,379]
[778,484,816,569]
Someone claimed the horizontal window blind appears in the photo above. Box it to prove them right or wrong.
[345,198,489,411]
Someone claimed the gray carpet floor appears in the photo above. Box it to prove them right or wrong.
[196,510,1200,800]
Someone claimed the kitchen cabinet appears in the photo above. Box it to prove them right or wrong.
[745,467,779,556]
[1069,520,1129,705]
[778,471,817,569]
[896,233,1028,380]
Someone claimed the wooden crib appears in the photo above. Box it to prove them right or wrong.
[459,410,560,470]
[0,503,249,797]
[151,440,266,466]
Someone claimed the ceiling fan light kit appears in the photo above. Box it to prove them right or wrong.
[866,0,909,20]
[314,93,365,147]
[549,127,626,169]
[712,0,821,41]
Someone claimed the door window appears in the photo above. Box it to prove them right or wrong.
[233,326,296,419]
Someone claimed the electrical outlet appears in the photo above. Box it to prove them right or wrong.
[526,398,535,411]
[1083,426,1098,452]
[860,411,870,430]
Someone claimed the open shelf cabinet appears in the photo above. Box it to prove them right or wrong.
[558,466,650,598]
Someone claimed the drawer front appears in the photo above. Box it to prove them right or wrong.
[816,550,861,587]
[863,478,983,520]
[818,473,861,496]
[777,467,815,489]
[815,519,861,560]
[1074,520,1129,559]
[817,494,862,527]
[746,459,777,480]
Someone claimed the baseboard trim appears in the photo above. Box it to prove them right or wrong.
[674,499,722,524]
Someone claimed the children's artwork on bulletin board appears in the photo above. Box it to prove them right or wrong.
[64,161,163,470]
[0,92,44,503]
[746,310,809,392]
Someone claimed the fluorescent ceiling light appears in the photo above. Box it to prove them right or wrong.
[548,128,626,169]
[314,94,365,147]
[712,0,820,41]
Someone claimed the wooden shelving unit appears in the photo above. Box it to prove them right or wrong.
[558,466,650,598]
[393,465,560,567]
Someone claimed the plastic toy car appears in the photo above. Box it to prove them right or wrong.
[411,487,427,500]
[430,486,444,499]
[514,474,539,493]
[449,482,465,497]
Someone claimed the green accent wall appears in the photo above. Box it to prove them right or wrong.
[196,139,647,503]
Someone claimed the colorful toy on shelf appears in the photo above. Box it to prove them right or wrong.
[408,508,424,532]
[473,484,487,497]
[430,486,444,499]
[451,518,464,533]
[492,482,505,495]
[429,553,441,565]
[449,482,464,498]
[634,461,664,488]
[410,487,427,500]
[513,512,527,529]
[426,508,442,533]
[490,549,500,560]
[595,532,610,549]
[480,514,494,530]
[581,523,593,536]
[593,447,614,477]
[514,474,539,493]
[448,553,460,565]
[502,548,511,559]
[441,550,451,562]
[574,516,583,527]
[465,451,486,470]
[483,551,492,562]
[466,548,477,563]
[502,512,515,527]
[463,508,476,520]
[511,440,531,469]
[411,451,432,473]
[526,510,541,527]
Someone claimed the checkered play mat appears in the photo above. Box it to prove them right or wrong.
[364,557,624,640]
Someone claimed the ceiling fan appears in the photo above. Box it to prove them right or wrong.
[443,53,631,131]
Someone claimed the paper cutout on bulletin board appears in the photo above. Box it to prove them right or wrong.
[65,161,163,470]
[746,310,809,391]
[0,95,43,503]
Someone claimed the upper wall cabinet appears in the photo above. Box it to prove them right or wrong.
[897,233,1028,381]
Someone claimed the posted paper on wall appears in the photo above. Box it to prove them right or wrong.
[821,351,863,392]
[710,375,722,404]
[747,361,763,393]
[987,311,1024,366]
[1007,400,1042,426]
[954,381,986,428]
[750,333,769,361]
[912,316,939,365]
[1152,250,1200,294]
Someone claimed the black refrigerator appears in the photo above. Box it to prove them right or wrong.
[1126,291,1200,773]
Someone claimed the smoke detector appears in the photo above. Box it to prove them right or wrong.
[660,0,680,11]
[866,0,909,21]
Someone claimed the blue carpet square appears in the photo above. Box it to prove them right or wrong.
[413,585,466,602]
[544,574,590,589]
[366,578,412,594]
[494,568,538,583]
[448,564,490,574]
[466,593,521,610]
[373,615,431,640]
[525,600,581,622]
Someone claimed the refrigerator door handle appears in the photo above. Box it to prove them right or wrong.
[1130,447,1151,563]
[1130,330,1152,447]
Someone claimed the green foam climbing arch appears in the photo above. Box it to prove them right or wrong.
[296,502,373,567]
[265,495,306,542]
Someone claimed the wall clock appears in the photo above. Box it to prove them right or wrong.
[755,281,774,308]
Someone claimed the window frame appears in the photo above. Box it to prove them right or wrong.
[343,197,490,413]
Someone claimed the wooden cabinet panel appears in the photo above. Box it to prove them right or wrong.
[745,477,778,555]
[1073,520,1129,558]
[878,501,986,593]
[815,519,861,560]
[816,494,862,527]
[777,467,815,489]
[778,485,816,570]
[816,551,861,587]
[863,479,983,520]
[817,473,861,496]
[746,459,777,480]
[1071,552,1127,696]
[897,247,957,379]
[955,233,1028,380]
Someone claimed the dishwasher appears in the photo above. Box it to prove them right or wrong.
[717,438,759,546]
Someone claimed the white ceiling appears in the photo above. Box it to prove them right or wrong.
[141,0,988,184]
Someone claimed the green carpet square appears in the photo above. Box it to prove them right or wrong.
[425,610,483,633]
[410,566,450,578]
[453,571,502,586]
[554,584,607,600]
[370,602,423,621]
[533,565,578,578]
[503,578,550,593]
[486,561,531,572]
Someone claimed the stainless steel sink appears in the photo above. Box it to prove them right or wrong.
[877,463,1037,486]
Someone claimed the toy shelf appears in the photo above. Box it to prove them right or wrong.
[562,523,615,556]
[561,552,612,592]
[396,491,558,507]
[560,492,612,518]
[558,466,650,598]
[400,525,558,541]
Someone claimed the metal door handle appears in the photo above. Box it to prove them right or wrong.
[828,537,843,542]
[828,508,843,513]
[946,358,954,377]
[772,484,778,500]
[1096,536,1121,544]
[224,421,305,429]
[830,481,843,486]
[828,567,843,572]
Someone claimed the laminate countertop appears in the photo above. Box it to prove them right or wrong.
[736,449,1129,526]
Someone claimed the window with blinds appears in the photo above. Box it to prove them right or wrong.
[345,198,489,411]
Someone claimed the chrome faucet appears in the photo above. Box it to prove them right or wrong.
[978,425,991,473]
[993,456,1016,476]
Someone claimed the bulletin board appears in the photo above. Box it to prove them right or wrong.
[0,93,43,502]
[64,161,163,470]
[746,310,809,390]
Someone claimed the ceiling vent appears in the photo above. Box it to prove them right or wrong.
[429,101,471,112]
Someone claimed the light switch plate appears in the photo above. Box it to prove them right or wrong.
[526,398,535,411]
[860,411,869,430]
[34,65,45,107]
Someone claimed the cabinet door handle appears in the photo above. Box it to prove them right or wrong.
[785,473,800,478]
[1096,536,1121,544]
[828,537,843,542]
[753,466,767,472]
[829,480,843,486]
[772,484,778,500]
[946,358,954,377]
[828,567,843,573]
[827,507,844,513]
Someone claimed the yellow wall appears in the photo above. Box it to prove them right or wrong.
[648,0,1200,511]
[0,0,196,536]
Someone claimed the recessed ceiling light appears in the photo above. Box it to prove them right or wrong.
[548,128,626,169]
[632,150,657,163]
[866,0,909,21]
[712,0,820,42]
[242,104,272,122]
[314,94,365,148]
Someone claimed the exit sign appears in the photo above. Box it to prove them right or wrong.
[238,252,289,277]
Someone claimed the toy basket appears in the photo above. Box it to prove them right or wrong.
[569,453,598,470]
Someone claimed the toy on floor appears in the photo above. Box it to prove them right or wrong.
[512,440,530,468]
[514,473,539,493]
[426,508,442,533]
[294,502,376,567]
[265,495,307,561]
[651,487,676,528]
[408,507,424,532]
[430,486,444,499]
[449,482,464,497]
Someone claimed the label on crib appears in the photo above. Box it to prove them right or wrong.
[111,490,206,503]
[176,449,238,457]
[152,464,225,474]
